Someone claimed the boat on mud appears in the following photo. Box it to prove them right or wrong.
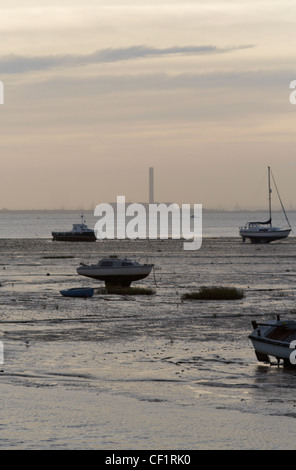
[52,214,96,242]
[77,256,154,287]
[249,316,296,366]
[60,287,94,298]
[239,167,291,243]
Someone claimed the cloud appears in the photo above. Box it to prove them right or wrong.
[14,67,290,100]
[0,44,253,74]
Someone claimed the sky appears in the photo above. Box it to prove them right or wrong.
[1,0,296,210]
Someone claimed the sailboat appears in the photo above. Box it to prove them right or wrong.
[239,167,291,243]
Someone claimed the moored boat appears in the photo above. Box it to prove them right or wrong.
[52,214,96,242]
[249,316,296,366]
[60,287,94,298]
[239,167,291,243]
[239,222,291,244]
[77,256,154,287]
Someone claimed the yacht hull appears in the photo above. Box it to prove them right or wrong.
[77,265,153,287]
[239,228,291,244]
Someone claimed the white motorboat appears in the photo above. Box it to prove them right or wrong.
[52,214,96,242]
[249,316,296,366]
[239,167,291,243]
[77,256,154,287]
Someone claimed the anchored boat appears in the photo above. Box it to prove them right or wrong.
[77,256,154,287]
[239,167,291,243]
[249,316,296,366]
[52,214,96,242]
[60,287,94,298]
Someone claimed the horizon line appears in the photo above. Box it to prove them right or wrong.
[0,206,295,213]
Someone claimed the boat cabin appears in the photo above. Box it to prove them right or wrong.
[99,258,138,268]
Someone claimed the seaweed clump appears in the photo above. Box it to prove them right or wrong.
[182,286,244,301]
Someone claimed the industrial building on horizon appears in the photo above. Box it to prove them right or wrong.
[149,167,154,204]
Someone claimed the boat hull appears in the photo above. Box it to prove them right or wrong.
[60,287,94,298]
[77,265,153,287]
[239,228,291,244]
[52,232,96,242]
[249,336,292,362]
[249,319,296,365]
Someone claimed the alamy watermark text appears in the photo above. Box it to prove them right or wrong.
[94,196,202,250]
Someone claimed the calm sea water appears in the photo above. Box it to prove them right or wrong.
[0,209,295,238]
[1,212,296,450]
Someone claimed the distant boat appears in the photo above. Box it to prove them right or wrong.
[239,167,291,243]
[60,287,94,298]
[52,214,96,242]
[249,316,296,366]
[77,256,154,287]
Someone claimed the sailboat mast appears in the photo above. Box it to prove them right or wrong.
[268,166,272,226]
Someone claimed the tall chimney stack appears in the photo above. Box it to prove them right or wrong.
[149,167,154,204]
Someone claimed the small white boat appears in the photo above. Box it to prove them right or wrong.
[239,167,291,243]
[52,214,96,242]
[77,256,154,287]
[249,316,296,366]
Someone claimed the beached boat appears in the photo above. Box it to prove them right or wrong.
[239,167,291,243]
[77,256,154,287]
[60,287,94,298]
[249,316,296,366]
[52,214,96,242]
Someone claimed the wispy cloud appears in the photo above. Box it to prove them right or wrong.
[0,44,253,74]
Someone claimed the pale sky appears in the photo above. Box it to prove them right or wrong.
[1,0,296,210]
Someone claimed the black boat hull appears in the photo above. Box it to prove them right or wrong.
[52,232,96,242]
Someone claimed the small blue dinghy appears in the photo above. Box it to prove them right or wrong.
[60,287,94,298]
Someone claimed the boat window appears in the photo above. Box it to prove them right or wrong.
[121,262,133,266]
[101,261,113,267]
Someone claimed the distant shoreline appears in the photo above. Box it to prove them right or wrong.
[0,208,294,214]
